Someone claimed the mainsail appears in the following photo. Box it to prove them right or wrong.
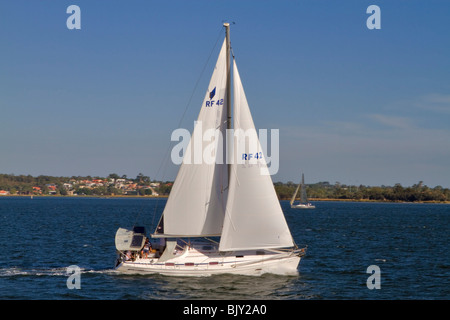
[156,39,228,237]
[218,60,294,251]
[154,39,294,251]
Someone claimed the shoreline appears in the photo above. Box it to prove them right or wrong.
[2,194,449,204]
[293,197,450,204]
[0,194,169,199]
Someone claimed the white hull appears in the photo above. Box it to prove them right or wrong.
[115,242,304,277]
[291,203,315,209]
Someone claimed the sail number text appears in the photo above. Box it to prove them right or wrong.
[205,99,224,107]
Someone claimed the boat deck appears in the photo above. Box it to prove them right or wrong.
[115,240,305,276]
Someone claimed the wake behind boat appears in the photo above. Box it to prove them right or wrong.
[114,23,306,276]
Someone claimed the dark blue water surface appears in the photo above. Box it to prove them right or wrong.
[0,197,448,300]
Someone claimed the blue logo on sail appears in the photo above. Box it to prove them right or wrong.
[209,87,216,99]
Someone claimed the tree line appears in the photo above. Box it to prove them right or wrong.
[274,181,450,202]
[1,174,449,202]
[0,173,172,197]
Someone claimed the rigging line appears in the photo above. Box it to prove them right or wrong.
[148,27,226,229]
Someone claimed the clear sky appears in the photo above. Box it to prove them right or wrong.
[1,0,449,187]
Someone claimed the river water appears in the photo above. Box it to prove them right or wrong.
[0,197,448,300]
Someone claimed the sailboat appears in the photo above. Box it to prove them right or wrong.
[290,173,315,209]
[114,24,306,276]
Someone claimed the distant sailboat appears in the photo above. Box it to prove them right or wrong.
[290,173,315,209]
[114,23,306,276]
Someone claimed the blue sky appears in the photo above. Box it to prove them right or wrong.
[1,0,449,187]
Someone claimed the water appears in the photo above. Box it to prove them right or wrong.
[0,197,448,300]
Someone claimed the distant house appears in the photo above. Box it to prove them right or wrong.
[32,187,42,194]
[63,183,73,190]
[47,185,57,195]
[92,179,106,186]
[0,190,10,196]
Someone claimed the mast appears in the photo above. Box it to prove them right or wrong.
[300,173,307,204]
[224,22,231,184]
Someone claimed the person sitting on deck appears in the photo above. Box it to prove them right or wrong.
[142,238,151,258]
[124,251,132,261]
